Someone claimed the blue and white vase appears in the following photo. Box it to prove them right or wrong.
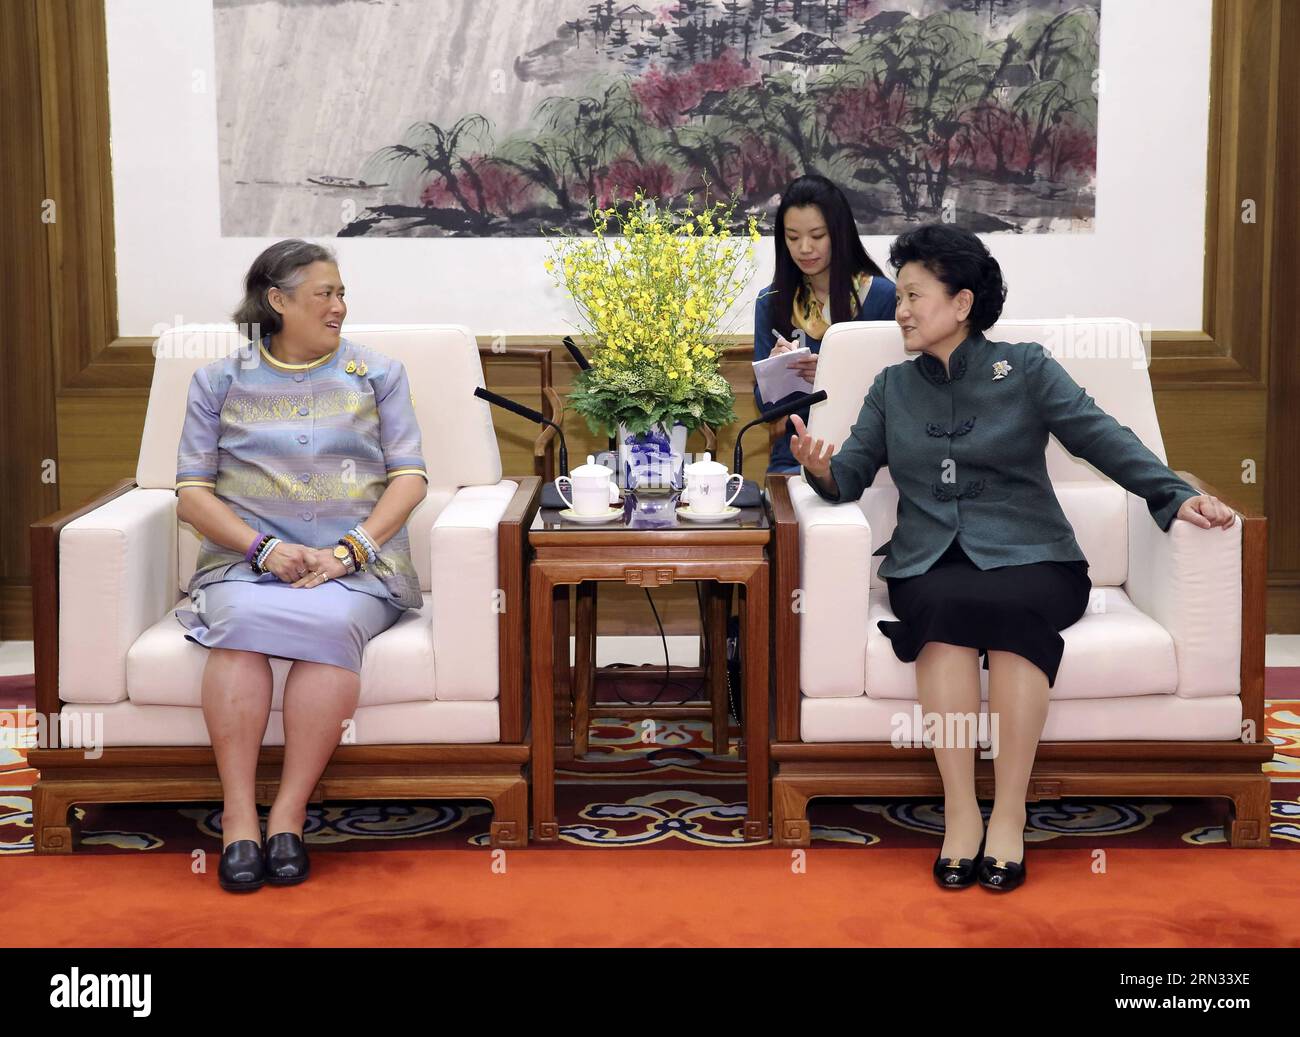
[618,420,688,493]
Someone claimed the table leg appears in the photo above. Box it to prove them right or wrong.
[573,580,597,757]
[530,568,559,841]
[743,565,770,841]
[706,581,730,756]
[552,583,572,747]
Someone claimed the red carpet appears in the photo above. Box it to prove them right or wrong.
[3,847,1298,947]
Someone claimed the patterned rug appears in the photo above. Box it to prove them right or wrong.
[1,671,1297,854]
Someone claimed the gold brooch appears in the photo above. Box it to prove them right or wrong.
[345,359,357,374]
[992,360,1013,380]
[357,361,368,376]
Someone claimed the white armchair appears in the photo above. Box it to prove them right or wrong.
[767,318,1269,847]
[30,325,540,852]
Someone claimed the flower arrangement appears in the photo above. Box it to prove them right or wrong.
[544,190,761,437]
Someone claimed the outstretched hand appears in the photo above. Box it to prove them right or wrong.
[789,414,835,482]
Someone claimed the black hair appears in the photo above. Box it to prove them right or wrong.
[233,239,338,338]
[888,223,1006,333]
[770,173,885,339]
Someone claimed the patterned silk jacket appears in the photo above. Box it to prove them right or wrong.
[175,336,428,610]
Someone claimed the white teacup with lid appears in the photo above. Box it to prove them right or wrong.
[680,452,743,514]
[555,455,620,515]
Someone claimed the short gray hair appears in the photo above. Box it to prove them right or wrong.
[233,239,338,338]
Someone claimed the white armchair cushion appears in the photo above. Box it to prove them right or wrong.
[1056,483,1128,587]
[1125,495,1242,698]
[126,594,436,708]
[865,586,1178,701]
[801,693,1243,743]
[790,477,872,698]
[59,488,179,705]
[428,479,519,702]
[83,699,500,747]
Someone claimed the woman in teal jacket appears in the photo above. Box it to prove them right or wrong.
[791,224,1236,892]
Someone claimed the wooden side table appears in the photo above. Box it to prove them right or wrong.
[528,499,771,842]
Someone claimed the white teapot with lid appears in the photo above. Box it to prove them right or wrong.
[680,452,743,514]
[555,455,620,515]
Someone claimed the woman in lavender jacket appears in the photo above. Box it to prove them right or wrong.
[174,240,428,892]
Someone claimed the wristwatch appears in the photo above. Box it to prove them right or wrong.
[333,543,357,574]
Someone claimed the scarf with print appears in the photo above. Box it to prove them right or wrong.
[791,270,873,341]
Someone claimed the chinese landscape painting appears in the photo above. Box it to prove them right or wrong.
[215,0,1100,236]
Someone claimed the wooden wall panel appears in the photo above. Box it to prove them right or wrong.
[1265,0,1300,632]
[55,397,150,511]
[1152,389,1267,515]
[0,0,60,639]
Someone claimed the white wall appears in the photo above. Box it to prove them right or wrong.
[107,0,1211,338]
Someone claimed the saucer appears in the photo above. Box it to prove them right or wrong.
[677,504,741,521]
[558,506,624,523]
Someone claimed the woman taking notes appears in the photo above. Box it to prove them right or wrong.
[753,174,896,473]
[789,224,1235,892]
[174,239,429,892]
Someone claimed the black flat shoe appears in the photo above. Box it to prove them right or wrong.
[933,836,985,890]
[218,839,265,892]
[977,853,1027,893]
[264,832,310,886]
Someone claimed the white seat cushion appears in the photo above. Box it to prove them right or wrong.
[858,586,1178,701]
[800,693,1243,743]
[126,594,436,709]
[73,699,500,747]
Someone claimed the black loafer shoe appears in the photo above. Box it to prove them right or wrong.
[977,854,1027,893]
[264,832,310,886]
[218,839,265,892]
[933,836,985,890]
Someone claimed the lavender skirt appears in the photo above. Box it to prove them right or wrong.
[175,573,403,673]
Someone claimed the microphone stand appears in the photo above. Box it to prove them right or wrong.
[473,386,572,509]
[731,389,829,508]
[565,336,619,462]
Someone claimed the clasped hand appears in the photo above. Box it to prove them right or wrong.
[260,541,350,587]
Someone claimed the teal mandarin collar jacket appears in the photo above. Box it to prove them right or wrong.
[804,331,1201,578]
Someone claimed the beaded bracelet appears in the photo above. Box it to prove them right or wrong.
[348,525,378,565]
[251,536,281,575]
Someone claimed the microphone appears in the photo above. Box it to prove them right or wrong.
[731,389,829,508]
[474,386,571,509]
[562,336,591,371]
[564,337,618,457]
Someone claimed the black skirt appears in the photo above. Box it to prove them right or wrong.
[879,538,1092,687]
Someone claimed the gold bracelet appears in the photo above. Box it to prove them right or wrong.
[341,533,367,572]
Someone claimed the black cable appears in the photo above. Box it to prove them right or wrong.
[598,584,707,708]
[641,586,697,706]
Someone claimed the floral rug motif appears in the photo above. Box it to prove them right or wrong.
[1,692,1298,854]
